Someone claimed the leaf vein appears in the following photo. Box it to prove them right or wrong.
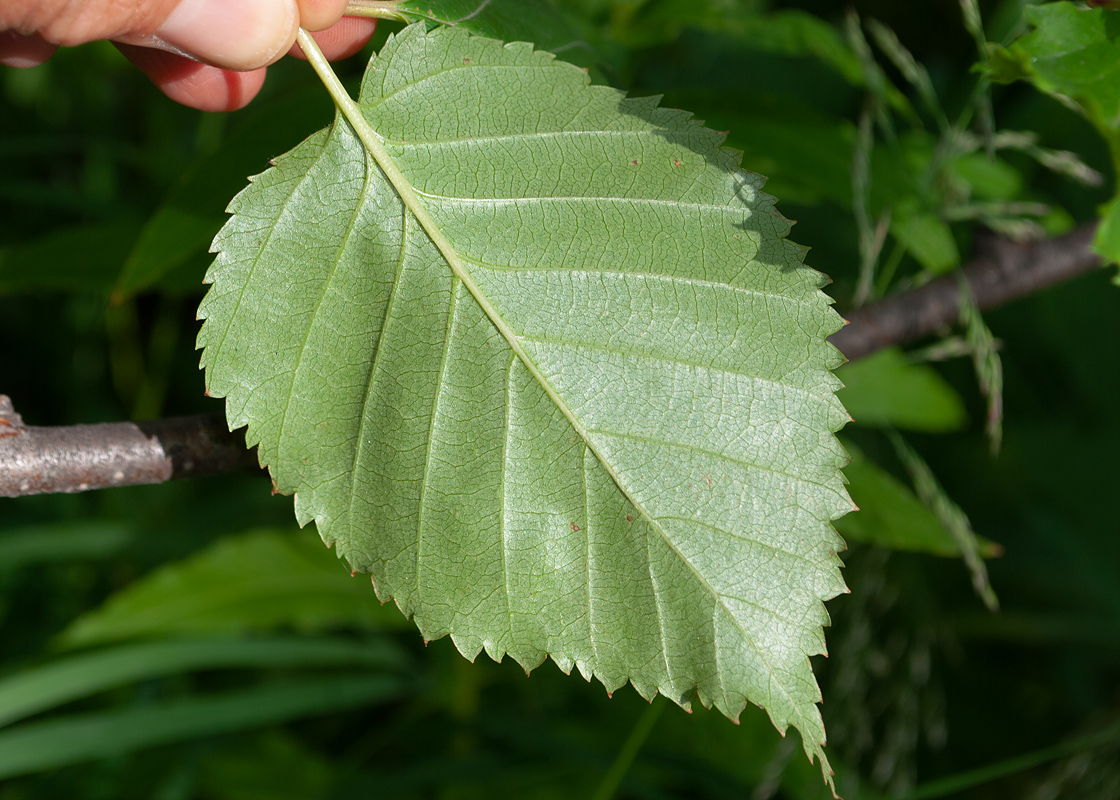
[278,146,373,488]
[415,276,463,615]
[584,427,843,501]
[467,257,818,309]
[347,191,410,554]
[517,335,833,404]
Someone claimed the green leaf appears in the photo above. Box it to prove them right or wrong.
[56,529,407,650]
[0,522,134,572]
[712,10,868,89]
[1017,2,1120,129]
[0,636,405,728]
[394,0,587,53]
[951,151,1023,201]
[890,208,960,275]
[198,24,851,782]
[0,219,140,295]
[1096,194,1120,270]
[992,2,1120,266]
[113,84,335,300]
[835,443,1000,557]
[727,113,855,207]
[836,348,967,432]
[0,675,403,780]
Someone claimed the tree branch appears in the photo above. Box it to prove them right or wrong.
[0,224,1107,498]
[0,397,259,498]
[828,223,1103,361]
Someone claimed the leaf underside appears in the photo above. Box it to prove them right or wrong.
[197,23,851,781]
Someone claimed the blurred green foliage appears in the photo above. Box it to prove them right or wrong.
[1,1,1119,798]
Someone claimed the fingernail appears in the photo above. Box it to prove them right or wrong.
[156,0,298,70]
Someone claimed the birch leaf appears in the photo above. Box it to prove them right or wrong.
[197,23,851,784]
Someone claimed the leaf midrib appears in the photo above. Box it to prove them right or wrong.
[466,257,816,310]
[417,190,759,217]
[519,335,831,402]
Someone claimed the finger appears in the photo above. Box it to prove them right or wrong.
[5,0,300,72]
[297,0,351,32]
[0,30,59,68]
[288,16,376,62]
[123,0,300,71]
[116,42,267,112]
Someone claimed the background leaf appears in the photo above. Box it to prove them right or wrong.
[198,22,851,778]
[55,529,407,650]
[834,443,999,558]
[837,347,968,432]
[0,636,406,728]
[395,0,589,53]
[990,2,1120,269]
[112,85,335,300]
[0,675,404,781]
[0,220,140,295]
[0,522,135,571]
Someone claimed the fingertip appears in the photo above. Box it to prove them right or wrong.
[116,44,266,112]
[0,30,59,68]
[288,17,377,62]
[297,0,352,32]
[155,0,299,71]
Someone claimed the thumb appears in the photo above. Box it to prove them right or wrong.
[0,0,299,71]
[135,0,300,70]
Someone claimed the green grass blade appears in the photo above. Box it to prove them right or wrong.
[0,523,134,572]
[0,636,406,728]
[0,675,404,780]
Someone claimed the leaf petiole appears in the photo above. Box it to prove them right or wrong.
[343,1,409,22]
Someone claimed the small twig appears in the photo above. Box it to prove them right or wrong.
[0,225,1107,498]
[829,223,1103,361]
[0,397,259,498]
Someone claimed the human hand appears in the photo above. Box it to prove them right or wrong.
[0,0,376,112]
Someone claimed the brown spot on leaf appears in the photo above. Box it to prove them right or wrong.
[571,522,580,532]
